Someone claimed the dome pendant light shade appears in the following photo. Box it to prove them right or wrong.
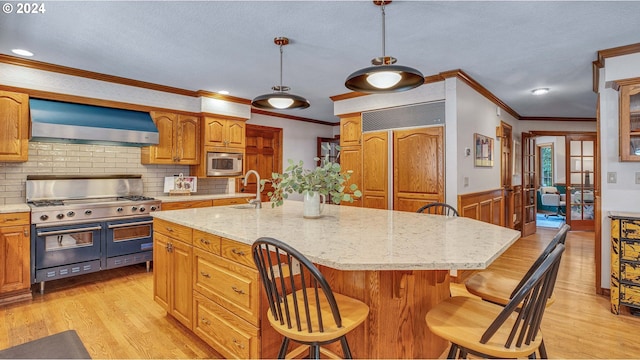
[345,1,423,93]
[252,37,310,110]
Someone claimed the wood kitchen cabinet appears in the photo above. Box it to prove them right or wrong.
[339,114,363,207]
[618,80,640,161]
[610,214,640,314]
[141,111,200,165]
[0,212,31,304]
[0,90,29,162]
[362,131,388,209]
[202,116,246,149]
[153,219,193,329]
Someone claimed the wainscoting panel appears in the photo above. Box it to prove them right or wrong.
[457,188,504,227]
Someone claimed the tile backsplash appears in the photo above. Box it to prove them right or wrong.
[0,142,230,205]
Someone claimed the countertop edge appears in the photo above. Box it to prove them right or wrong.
[0,204,31,214]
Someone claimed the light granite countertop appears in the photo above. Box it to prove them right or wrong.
[154,193,254,203]
[0,203,31,214]
[152,201,521,271]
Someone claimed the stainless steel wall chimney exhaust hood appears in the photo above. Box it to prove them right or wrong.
[30,99,159,147]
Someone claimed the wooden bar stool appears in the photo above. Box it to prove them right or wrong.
[464,224,569,306]
[426,245,565,359]
[252,237,369,359]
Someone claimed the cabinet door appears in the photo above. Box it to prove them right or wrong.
[203,117,227,147]
[153,232,171,311]
[393,127,444,212]
[171,239,193,329]
[226,120,246,148]
[362,131,388,209]
[176,115,200,164]
[340,114,362,147]
[339,146,362,207]
[0,225,30,293]
[0,90,29,162]
[619,83,640,161]
[142,112,177,164]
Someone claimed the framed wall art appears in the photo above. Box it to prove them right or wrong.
[474,133,494,167]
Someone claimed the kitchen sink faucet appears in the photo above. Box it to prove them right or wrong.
[243,170,262,209]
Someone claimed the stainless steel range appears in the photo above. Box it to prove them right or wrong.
[26,175,161,293]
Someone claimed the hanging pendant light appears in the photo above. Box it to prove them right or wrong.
[252,37,310,110]
[345,0,424,93]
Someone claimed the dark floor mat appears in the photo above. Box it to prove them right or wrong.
[0,330,90,359]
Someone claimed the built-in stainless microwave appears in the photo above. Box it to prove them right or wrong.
[207,152,243,177]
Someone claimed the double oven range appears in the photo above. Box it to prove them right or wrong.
[27,175,161,293]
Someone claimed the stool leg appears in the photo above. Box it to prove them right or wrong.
[339,336,353,359]
[446,343,459,359]
[310,344,320,359]
[538,339,548,359]
[277,337,290,359]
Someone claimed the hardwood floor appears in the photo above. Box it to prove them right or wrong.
[0,265,222,359]
[1,228,639,358]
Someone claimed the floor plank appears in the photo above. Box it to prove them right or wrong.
[1,229,639,358]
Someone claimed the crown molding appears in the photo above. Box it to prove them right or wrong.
[593,42,640,93]
[0,54,198,97]
[251,109,337,126]
[196,90,251,105]
[519,116,596,122]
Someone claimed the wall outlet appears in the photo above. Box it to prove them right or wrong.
[607,172,617,184]
[464,177,469,187]
[465,148,471,157]
[636,172,640,185]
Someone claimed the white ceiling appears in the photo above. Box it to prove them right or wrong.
[1,1,638,123]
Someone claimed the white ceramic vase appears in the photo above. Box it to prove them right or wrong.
[303,191,325,219]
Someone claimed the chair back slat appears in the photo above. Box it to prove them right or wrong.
[509,224,569,298]
[252,237,343,335]
[480,244,565,348]
[416,202,459,216]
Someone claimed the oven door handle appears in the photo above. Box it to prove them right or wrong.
[107,220,154,229]
[37,225,103,237]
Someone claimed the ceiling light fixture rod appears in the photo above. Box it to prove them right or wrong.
[278,40,284,91]
[380,1,386,59]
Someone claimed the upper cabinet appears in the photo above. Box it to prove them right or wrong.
[202,117,246,149]
[340,114,362,147]
[619,81,640,161]
[0,90,29,162]
[141,111,200,165]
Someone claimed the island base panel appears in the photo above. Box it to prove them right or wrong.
[318,267,450,359]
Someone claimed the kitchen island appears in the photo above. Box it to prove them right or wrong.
[152,201,520,358]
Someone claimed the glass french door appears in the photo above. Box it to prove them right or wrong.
[521,132,537,237]
[566,135,596,231]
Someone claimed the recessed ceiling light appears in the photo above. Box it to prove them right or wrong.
[217,90,229,95]
[11,49,34,57]
[531,88,550,96]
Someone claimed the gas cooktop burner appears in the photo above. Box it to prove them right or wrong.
[30,200,64,207]
[118,195,156,201]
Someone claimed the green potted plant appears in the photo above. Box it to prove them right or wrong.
[260,145,362,216]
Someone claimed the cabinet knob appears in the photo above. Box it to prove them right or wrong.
[200,238,210,245]
[232,339,245,349]
[200,271,211,278]
[24,229,28,236]
[201,317,211,325]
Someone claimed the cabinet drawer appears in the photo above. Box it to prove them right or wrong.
[221,238,254,268]
[154,219,192,244]
[193,248,259,326]
[212,197,250,206]
[621,240,640,262]
[161,200,212,210]
[193,291,259,359]
[620,283,640,307]
[193,230,221,254]
[0,212,29,226]
[622,220,640,239]
[621,262,640,285]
